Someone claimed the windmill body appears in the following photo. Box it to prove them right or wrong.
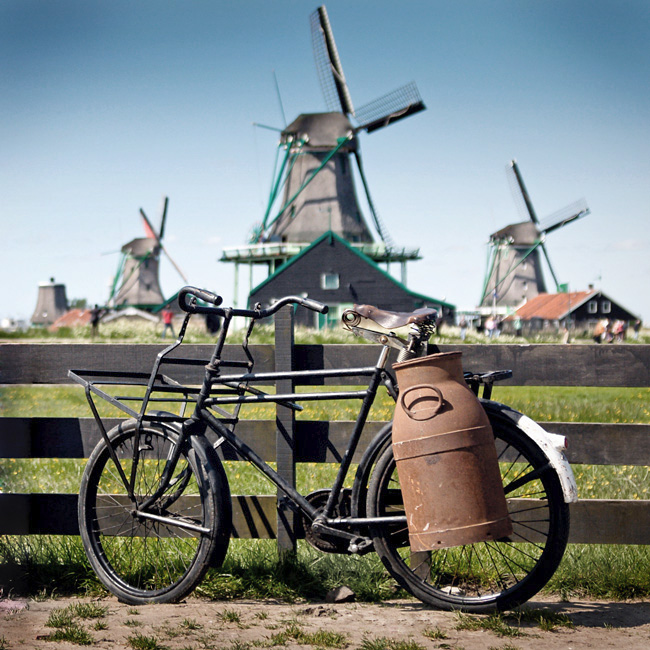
[481,221,548,310]
[479,160,590,313]
[266,112,374,245]
[31,279,69,326]
[111,237,164,308]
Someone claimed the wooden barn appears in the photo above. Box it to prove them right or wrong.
[508,288,639,336]
[248,232,454,328]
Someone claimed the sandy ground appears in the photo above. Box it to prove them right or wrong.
[2,595,650,650]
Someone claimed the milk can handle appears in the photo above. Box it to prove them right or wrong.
[399,384,444,421]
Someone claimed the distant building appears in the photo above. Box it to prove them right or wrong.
[48,308,92,330]
[248,231,455,328]
[508,288,639,335]
[31,279,68,326]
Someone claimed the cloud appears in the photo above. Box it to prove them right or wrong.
[608,239,649,252]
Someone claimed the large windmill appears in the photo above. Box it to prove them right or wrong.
[221,4,428,298]
[479,160,590,312]
[108,197,187,311]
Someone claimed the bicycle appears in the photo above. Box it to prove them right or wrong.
[69,286,577,612]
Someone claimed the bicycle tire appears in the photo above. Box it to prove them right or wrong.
[366,417,569,612]
[78,420,231,604]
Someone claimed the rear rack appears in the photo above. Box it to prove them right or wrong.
[464,370,513,400]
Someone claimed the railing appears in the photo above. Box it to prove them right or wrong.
[1,307,649,552]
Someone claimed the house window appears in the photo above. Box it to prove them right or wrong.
[602,300,611,314]
[321,273,340,290]
[587,300,598,314]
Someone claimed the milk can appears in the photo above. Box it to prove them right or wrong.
[392,351,513,552]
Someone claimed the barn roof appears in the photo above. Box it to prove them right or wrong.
[49,308,92,330]
[514,290,598,320]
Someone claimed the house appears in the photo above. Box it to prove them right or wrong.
[509,288,639,336]
[248,231,455,328]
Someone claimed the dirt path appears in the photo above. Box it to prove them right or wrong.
[2,596,650,649]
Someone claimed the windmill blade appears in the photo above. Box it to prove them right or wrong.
[273,70,287,127]
[160,247,189,284]
[540,198,590,235]
[140,208,160,239]
[159,196,169,240]
[311,5,355,115]
[354,82,426,133]
[352,149,395,248]
[140,207,188,283]
[507,160,540,225]
[540,240,562,292]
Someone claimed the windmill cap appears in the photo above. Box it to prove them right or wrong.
[282,113,356,149]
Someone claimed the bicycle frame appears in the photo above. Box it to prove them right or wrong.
[196,346,395,529]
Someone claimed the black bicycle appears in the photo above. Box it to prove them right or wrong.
[69,286,576,612]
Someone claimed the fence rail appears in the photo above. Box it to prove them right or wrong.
[1,314,649,547]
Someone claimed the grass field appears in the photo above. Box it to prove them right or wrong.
[2,377,650,601]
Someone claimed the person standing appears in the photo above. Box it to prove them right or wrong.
[90,305,104,339]
[459,317,468,341]
[161,308,175,339]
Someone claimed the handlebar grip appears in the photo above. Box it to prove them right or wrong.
[178,286,223,313]
[300,298,329,314]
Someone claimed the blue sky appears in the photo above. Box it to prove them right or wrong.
[2,0,649,323]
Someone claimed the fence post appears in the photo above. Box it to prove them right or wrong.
[274,305,297,556]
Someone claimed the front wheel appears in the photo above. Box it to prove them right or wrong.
[78,420,231,604]
[366,419,569,612]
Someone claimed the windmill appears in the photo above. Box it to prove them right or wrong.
[31,278,68,326]
[222,4,427,290]
[256,5,425,248]
[108,197,187,311]
[479,160,590,311]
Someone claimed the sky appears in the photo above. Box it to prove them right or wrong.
[2,0,649,324]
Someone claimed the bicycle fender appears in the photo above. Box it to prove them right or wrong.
[482,400,578,504]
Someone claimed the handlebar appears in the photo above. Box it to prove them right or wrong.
[178,286,223,314]
[178,286,328,318]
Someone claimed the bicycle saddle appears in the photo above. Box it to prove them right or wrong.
[350,304,438,330]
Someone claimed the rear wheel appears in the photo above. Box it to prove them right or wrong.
[78,421,231,604]
[366,419,569,612]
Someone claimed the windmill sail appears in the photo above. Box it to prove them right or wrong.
[355,82,425,133]
[311,5,354,115]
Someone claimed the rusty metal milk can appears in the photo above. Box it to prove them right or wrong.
[392,351,512,552]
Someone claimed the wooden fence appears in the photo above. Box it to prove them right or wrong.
[1,308,650,551]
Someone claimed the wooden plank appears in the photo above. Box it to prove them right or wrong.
[6,418,650,466]
[0,493,279,539]
[3,492,650,546]
[552,422,650,466]
[436,344,650,387]
[0,494,79,535]
[3,343,649,387]
[0,418,122,458]
[569,499,650,544]
[0,344,274,385]
[0,418,388,462]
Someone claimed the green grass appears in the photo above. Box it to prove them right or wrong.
[267,622,347,648]
[127,632,167,650]
[43,603,107,646]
